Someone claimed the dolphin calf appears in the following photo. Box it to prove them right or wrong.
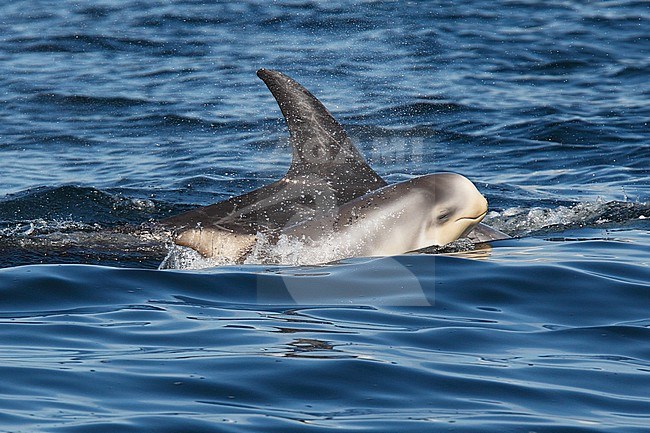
[282,173,488,263]
[161,69,506,264]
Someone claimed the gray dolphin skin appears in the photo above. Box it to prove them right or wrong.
[161,69,507,263]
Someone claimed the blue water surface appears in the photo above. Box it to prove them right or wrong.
[0,1,649,432]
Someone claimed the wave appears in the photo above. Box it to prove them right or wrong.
[370,100,471,119]
[137,67,200,78]
[127,113,222,129]
[137,13,230,27]
[30,92,154,109]
[7,34,208,56]
[0,242,648,432]
[0,185,172,224]
[612,63,650,79]
[2,240,648,309]
[486,200,650,236]
[529,59,592,73]
[495,117,622,145]
[8,134,100,147]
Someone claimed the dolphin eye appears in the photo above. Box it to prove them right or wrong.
[437,210,450,222]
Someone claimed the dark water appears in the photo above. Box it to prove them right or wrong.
[1,1,649,431]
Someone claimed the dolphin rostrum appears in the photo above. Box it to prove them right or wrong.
[161,69,507,264]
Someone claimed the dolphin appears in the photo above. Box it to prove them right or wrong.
[161,69,506,264]
[282,173,489,263]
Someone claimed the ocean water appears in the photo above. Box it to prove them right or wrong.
[0,1,649,432]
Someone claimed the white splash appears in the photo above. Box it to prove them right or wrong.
[484,200,649,235]
[159,243,236,270]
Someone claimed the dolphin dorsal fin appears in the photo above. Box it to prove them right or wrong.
[257,69,386,196]
[161,70,388,237]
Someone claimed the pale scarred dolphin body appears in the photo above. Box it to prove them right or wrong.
[161,69,507,264]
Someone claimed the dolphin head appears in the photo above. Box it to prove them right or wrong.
[421,173,488,246]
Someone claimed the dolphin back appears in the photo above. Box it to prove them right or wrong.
[162,69,387,236]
